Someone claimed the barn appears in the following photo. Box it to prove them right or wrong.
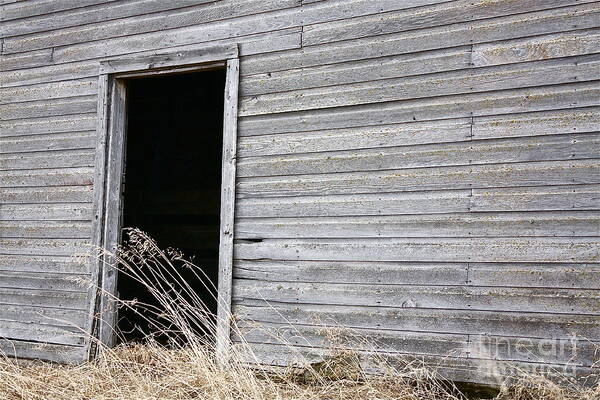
[1,0,599,387]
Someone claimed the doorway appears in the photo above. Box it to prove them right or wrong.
[94,48,239,355]
[114,69,226,343]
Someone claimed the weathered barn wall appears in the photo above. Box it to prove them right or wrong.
[1,0,599,384]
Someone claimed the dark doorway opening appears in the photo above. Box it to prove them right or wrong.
[117,68,226,344]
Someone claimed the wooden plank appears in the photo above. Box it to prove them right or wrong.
[233,302,600,340]
[472,185,600,212]
[0,186,93,204]
[0,271,91,292]
[0,320,85,346]
[0,339,86,364]
[236,190,471,218]
[237,118,471,155]
[0,48,52,71]
[100,45,237,75]
[0,150,96,170]
[238,82,600,136]
[0,304,88,328]
[472,27,600,67]
[233,260,600,290]
[472,107,600,140]
[234,237,600,263]
[0,114,97,137]
[3,0,298,54]
[233,279,600,314]
[0,78,97,105]
[0,238,90,256]
[240,46,472,96]
[0,0,119,22]
[216,57,240,359]
[234,260,468,285]
[48,0,450,65]
[0,96,97,121]
[0,287,87,309]
[242,3,600,75]
[0,0,216,38]
[97,78,127,349]
[236,160,600,198]
[240,55,600,116]
[85,73,109,360]
[0,167,94,188]
[0,28,299,86]
[241,343,599,385]
[237,323,469,358]
[235,211,600,239]
[468,263,600,290]
[237,133,600,177]
[301,0,596,46]
[0,60,100,87]
[236,322,598,367]
[0,132,96,153]
[0,255,89,274]
[0,196,91,221]
[0,221,91,238]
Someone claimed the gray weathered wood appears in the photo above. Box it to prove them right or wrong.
[0,304,88,328]
[240,46,472,96]
[238,81,600,136]
[0,287,88,309]
[0,0,118,22]
[302,0,595,46]
[100,45,237,75]
[237,118,471,154]
[0,167,94,188]
[0,321,85,346]
[97,77,126,349]
[237,160,600,198]
[240,55,600,116]
[235,322,599,367]
[234,260,468,286]
[0,238,90,256]
[472,27,600,67]
[237,133,600,177]
[0,132,96,153]
[0,338,86,364]
[233,278,600,314]
[234,237,600,263]
[0,221,92,238]
[0,271,91,292]
[216,57,240,360]
[233,260,600,290]
[2,0,295,54]
[0,186,93,204]
[0,150,96,170]
[233,302,600,340]
[0,255,89,274]
[0,115,97,137]
[242,3,600,75]
[235,211,600,239]
[240,343,599,385]
[472,107,600,140]
[0,0,216,38]
[2,0,599,383]
[0,78,97,105]
[236,190,471,218]
[468,263,600,290]
[472,185,600,212]
[0,96,97,121]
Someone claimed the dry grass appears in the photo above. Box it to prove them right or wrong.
[0,229,597,400]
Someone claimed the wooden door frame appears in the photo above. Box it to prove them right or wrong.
[88,44,239,359]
